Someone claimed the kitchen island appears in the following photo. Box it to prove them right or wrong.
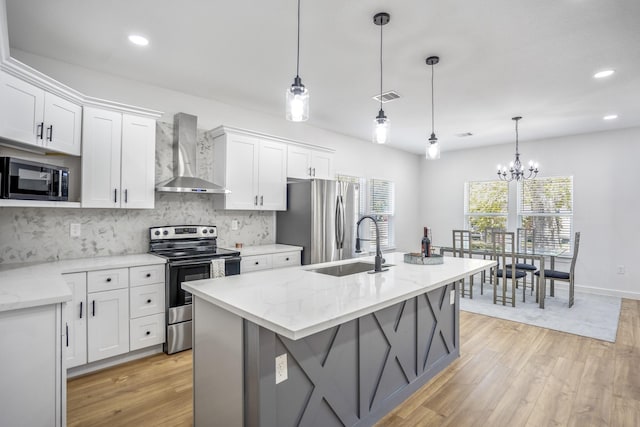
[183,252,495,426]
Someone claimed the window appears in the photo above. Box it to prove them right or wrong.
[366,178,395,250]
[339,175,395,251]
[518,176,573,252]
[465,180,508,245]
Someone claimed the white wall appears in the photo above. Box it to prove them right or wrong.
[8,50,422,254]
[420,126,640,298]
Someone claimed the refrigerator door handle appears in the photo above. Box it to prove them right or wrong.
[335,195,345,249]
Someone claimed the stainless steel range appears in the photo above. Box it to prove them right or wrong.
[149,225,241,354]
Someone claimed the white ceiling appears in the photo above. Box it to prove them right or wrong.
[5,0,640,155]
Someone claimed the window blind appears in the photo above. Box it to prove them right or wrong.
[519,176,573,251]
[366,179,394,249]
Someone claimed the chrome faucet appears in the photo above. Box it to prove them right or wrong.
[355,215,387,273]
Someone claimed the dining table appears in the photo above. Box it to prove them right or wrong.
[438,245,566,309]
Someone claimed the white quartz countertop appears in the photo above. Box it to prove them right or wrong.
[0,254,165,313]
[183,252,495,340]
[239,244,303,257]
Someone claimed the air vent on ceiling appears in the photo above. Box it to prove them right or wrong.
[372,90,400,103]
[456,132,474,137]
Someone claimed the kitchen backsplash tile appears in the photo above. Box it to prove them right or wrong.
[0,121,275,264]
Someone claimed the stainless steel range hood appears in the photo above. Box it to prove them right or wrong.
[156,113,230,193]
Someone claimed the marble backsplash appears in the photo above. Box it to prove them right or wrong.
[0,121,275,264]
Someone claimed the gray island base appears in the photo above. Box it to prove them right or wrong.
[185,253,495,426]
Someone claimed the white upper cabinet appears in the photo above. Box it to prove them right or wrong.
[286,144,334,180]
[121,115,156,209]
[82,107,156,209]
[213,128,287,211]
[0,71,82,155]
[81,107,123,208]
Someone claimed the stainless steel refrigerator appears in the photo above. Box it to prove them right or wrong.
[276,179,360,265]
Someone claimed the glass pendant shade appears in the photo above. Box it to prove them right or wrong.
[426,134,440,159]
[286,77,309,122]
[373,110,389,144]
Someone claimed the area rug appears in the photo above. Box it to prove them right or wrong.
[459,283,622,342]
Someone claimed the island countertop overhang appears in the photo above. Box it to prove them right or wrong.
[182,252,495,340]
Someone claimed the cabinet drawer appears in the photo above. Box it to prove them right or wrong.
[272,251,301,268]
[87,268,129,293]
[241,255,272,273]
[130,264,165,287]
[130,313,165,351]
[130,283,165,318]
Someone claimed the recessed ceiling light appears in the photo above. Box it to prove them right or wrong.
[593,69,614,79]
[128,35,149,46]
[603,114,618,120]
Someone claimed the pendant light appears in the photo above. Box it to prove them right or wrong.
[373,12,390,144]
[425,56,440,159]
[286,0,309,122]
[497,116,539,181]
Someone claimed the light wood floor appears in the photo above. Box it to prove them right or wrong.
[68,299,640,426]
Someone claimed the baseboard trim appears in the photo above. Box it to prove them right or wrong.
[67,345,164,378]
[548,282,640,300]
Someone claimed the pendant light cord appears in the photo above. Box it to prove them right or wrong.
[296,0,301,78]
[430,63,435,134]
[514,118,520,155]
[379,20,383,111]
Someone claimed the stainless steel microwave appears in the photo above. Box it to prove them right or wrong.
[0,157,69,201]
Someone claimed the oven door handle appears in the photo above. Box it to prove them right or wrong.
[218,255,242,262]
[168,259,215,267]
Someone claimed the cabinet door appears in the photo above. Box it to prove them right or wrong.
[121,115,156,209]
[225,134,260,209]
[81,107,122,208]
[87,288,129,362]
[286,145,311,179]
[311,151,334,179]
[0,305,62,427]
[63,272,87,369]
[258,140,287,210]
[0,71,44,147]
[43,92,82,155]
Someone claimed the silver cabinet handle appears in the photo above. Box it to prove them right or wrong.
[312,167,316,177]
[46,125,53,142]
[260,195,264,206]
[254,195,258,205]
[124,189,128,203]
[308,167,312,176]
[114,189,118,203]
[37,122,44,140]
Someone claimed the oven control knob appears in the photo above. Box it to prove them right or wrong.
[163,230,169,236]
[209,228,215,234]
[154,230,160,236]
[203,229,208,234]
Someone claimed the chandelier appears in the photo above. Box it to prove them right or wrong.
[497,116,539,181]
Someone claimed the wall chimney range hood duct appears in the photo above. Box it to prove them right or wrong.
[156,113,230,193]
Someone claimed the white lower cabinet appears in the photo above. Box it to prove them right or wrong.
[63,263,165,371]
[63,272,87,368]
[0,304,64,427]
[241,250,301,273]
[130,313,165,351]
[87,288,129,362]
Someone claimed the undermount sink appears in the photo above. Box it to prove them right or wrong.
[309,261,393,277]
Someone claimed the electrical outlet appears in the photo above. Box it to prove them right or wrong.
[450,289,455,305]
[617,265,626,275]
[231,219,239,231]
[70,223,81,237]
[275,354,288,384]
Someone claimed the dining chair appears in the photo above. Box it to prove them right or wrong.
[492,231,526,307]
[535,232,581,308]
[452,230,476,298]
[505,228,538,298]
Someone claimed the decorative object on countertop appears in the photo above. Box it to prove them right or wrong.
[497,116,539,181]
[235,243,243,248]
[404,253,443,265]
[285,0,309,122]
[421,226,432,257]
[372,12,391,144]
[425,56,441,160]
